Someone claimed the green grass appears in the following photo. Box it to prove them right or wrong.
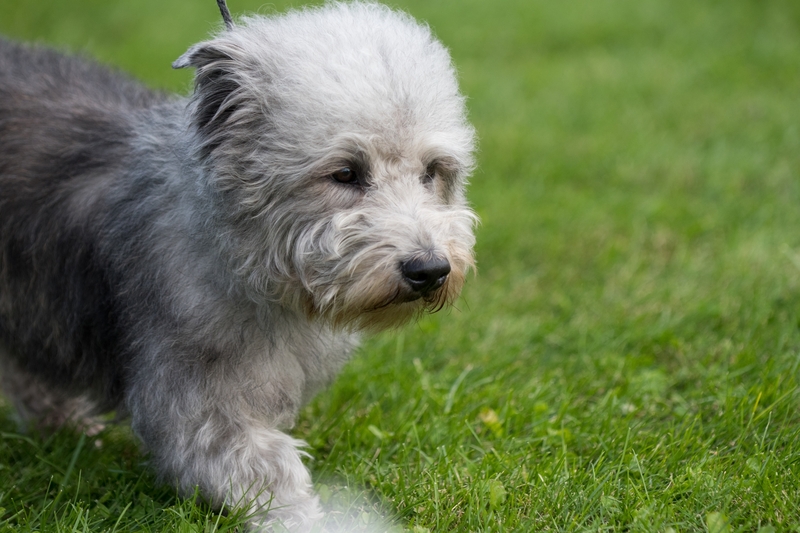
[2,0,800,530]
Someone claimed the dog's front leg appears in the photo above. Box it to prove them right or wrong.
[126,344,322,531]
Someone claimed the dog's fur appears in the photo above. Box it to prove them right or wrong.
[0,2,475,529]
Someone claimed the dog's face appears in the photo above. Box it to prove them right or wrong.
[175,3,476,330]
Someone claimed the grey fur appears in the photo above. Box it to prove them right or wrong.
[0,2,476,530]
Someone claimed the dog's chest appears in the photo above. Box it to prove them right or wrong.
[280,321,360,404]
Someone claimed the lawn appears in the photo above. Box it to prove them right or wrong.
[2,0,800,531]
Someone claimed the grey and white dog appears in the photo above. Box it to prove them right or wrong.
[0,0,475,529]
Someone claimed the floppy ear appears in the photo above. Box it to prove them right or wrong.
[173,43,243,145]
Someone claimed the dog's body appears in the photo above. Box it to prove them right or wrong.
[0,2,475,528]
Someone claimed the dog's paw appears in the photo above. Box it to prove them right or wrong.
[249,493,323,532]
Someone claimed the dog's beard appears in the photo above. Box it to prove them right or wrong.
[283,247,471,332]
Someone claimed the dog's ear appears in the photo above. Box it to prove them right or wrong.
[173,43,244,142]
[172,43,229,70]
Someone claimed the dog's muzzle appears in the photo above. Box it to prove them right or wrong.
[401,255,451,297]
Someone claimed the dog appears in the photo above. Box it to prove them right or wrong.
[0,1,476,529]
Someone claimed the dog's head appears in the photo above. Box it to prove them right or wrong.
[175,2,476,331]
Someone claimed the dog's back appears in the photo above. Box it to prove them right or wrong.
[0,38,160,106]
[0,39,164,186]
[0,40,166,412]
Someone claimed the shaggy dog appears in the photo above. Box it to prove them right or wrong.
[0,1,475,529]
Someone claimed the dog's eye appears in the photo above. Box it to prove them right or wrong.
[330,167,360,185]
[331,168,353,182]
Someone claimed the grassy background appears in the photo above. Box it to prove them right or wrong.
[2,0,800,531]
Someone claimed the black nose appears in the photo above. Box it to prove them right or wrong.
[401,256,451,295]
